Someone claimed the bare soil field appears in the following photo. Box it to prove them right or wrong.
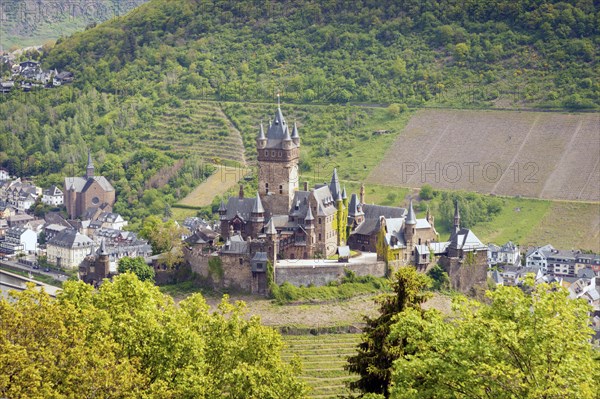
[368,109,600,202]
[199,292,452,329]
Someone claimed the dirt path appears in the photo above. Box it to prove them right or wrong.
[177,164,249,207]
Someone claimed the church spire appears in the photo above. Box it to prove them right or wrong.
[86,150,94,179]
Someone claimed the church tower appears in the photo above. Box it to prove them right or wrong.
[86,150,95,179]
[257,102,299,216]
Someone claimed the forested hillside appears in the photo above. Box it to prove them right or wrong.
[45,0,598,108]
[0,0,147,49]
[0,0,598,226]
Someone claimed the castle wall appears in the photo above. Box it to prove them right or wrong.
[220,254,252,292]
[440,251,487,294]
[275,260,386,287]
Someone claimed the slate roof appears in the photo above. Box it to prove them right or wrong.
[415,219,432,229]
[252,192,265,214]
[264,107,298,149]
[312,186,337,217]
[449,228,487,251]
[48,229,94,249]
[64,176,114,193]
[361,204,406,220]
[348,193,363,216]
[352,218,381,236]
[221,234,248,254]
[265,218,277,235]
[224,196,260,221]
[329,168,341,201]
[43,185,63,196]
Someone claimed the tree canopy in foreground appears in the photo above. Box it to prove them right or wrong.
[390,279,600,399]
[0,274,306,399]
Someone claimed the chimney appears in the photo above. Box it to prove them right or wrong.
[239,184,244,199]
[303,181,308,191]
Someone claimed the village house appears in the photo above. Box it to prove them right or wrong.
[41,185,64,206]
[0,226,37,255]
[488,241,520,267]
[46,229,96,269]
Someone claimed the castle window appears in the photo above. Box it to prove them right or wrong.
[319,218,322,225]
[278,151,282,157]
[239,258,243,265]
[318,233,322,240]
[279,185,283,194]
[265,150,269,157]
[272,151,276,157]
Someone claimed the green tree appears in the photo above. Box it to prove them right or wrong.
[345,267,432,398]
[390,280,600,399]
[117,256,155,282]
[426,264,449,291]
[419,184,434,200]
[139,215,185,268]
[0,275,307,398]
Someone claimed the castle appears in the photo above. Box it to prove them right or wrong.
[186,105,487,294]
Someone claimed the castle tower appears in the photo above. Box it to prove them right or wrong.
[250,191,265,237]
[257,105,299,216]
[404,199,416,249]
[265,218,278,264]
[347,193,365,227]
[218,199,229,238]
[96,239,110,280]
[304,205,315,256]
[86,150,94,179]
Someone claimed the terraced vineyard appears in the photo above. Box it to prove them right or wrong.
[140,100,246,164]
[282,334,361,399]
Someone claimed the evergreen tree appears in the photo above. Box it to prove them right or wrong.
[345,267,432,398]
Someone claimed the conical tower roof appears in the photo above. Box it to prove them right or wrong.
[97,239,108,256]
[258,122,265,140]
[218,199,227,212]
[305,205,314,222]
[252,192,264,214]
[329,168,341,201]
[406,199,416,225]
[291,122,299,139]
[265,218,277,235]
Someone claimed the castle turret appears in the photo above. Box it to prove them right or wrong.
[329,168,341,201]
[257,122,266,149]
[96,239,110,280]
[250,192,265,237]
[265,218,278,263]
[304,205,315,251]
[291,121,300,147]
[453,200,460,233]
[404,199,416,248]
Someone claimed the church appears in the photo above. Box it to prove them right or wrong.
[64,152,116,219]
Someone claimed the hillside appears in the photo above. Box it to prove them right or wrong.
[0,0,147,49]
[369,109,600,201]
[44,0,599,109]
